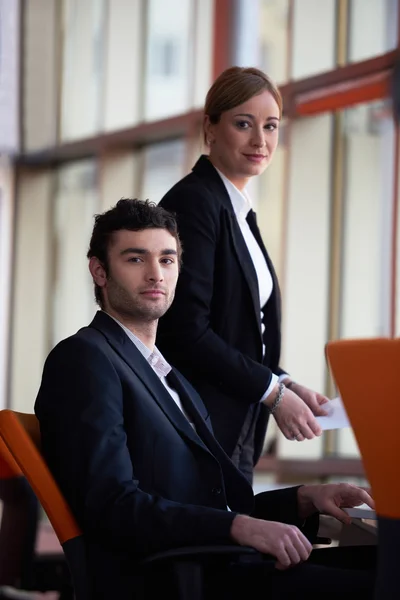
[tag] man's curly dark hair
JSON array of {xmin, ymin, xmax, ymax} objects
[{"xmin": 87, "ymin": 198, "xmax": 182, "ymax": 307}]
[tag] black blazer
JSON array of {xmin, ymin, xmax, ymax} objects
[
  {"xmin": 157, "ymin": 156, "xmax": 285, "ymax": 465},
  {"xmin": 35, "ymin": 312, "xmax": 311, "ymax": 599}
]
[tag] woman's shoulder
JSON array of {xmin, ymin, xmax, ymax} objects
[{"xmin": 160, "ymin": 169, "xmax": 223, "ymax": 215}]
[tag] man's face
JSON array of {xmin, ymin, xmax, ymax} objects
[{"xmin": 90, "ymin": 228, "xmax": 179, "ymax": 323}]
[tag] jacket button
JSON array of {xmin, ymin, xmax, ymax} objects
[{"xmin": 212, "ymin": 487, "xmax": 222, "ymax": 496}]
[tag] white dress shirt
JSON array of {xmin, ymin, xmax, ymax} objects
[
  {"xmin": 215, "ymin": 168, "xmax": 288, "ymax": 400},
  {"xmin": 107, "ymin": 313, "xmax": 194, "ymax": 426}
]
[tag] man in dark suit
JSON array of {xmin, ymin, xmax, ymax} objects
[{"xmin": 35, "ymin": 199, "xmax": 375, "ymax": 599}]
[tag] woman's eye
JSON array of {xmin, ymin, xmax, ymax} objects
[{"xmin": 236, "ymin": 121, "xmax": 250, "ymax": 129}]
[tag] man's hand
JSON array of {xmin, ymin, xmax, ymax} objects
[
  {"xmin": 297, "ymin": 483, "xmax": 375, "ymax": 525},
  {"xmin": 230, "ymin": 514, "xmax": 312, "ymax": 570},
  {"xmin": 287, "ymin": 382, "xmax": 330, "ymax": 417}
]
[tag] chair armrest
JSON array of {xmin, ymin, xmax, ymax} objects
[
  {"xmin": 139, "ymin": 545, "xmax": 262, "ymax": 600},
  {"xmin": 139, "ymin": 544, "xmax": 258, "ymax": 567}
]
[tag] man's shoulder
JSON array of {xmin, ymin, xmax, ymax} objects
[{"xmin": 46, "ymin": 325, "xmax": 109, "ymax": 364}]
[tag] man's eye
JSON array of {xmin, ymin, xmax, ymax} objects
[
  {"xmin": 128, "ymin": 257, "xmax": 142, "ymax": 263},
  {"xmin": 161, "ymin": 258, "xmax": 174, "ymax": 264}
]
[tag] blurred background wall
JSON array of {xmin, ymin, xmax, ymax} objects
[{"xmin": 0, "ymin": 0, "xmax": 399, "ymax": 486}]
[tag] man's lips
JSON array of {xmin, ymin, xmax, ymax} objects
[{"xmin": 140, "ymin": 290, "xmax": 166, "ymax": 296}]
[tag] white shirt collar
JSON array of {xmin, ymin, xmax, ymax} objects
[
  {"xmin": 214, "ymin": 166, "xmax": 252, "ymax": 220},
  {"xmin": 105, "ymin": 312, "xmax": 172, "ymax": 379}
]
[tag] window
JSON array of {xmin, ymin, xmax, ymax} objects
[
  {"xmin": 103, "ymin": 0, "xmax": 142, "ymax": 132},
  {"xmin": 60, "ymin": 0, "xmax": 107, "ymax": 140},
  {"xmin": 0, "ymin": 0, "xmax": 20, "ymax": 152},
  {"xmin": 259, "ymin": 0, "xmax": 290, "ymax": 84},
  {"xmin": 397, "ymin": 156, "xmax": 400, "ymax": 337},
  {"xmin": 348, "ymin": 0, "xmax": 398, "ymax": 63},
  {"xmin": 291, "ymin": 0, "xmax": 336, "ymax": 80},
  {"xmin": 144, "ymin": 0, "xmax": 193, "ymax": 120},
  {"xmin": 279, "ymin": 113, "xmax": 333, "ymax": 460},
  {"xmin": 140, "ymin": 139, "xmax": 186, "ymax": 203},
  {"xmin": 339, "ymin": 101, "xmax": 395, "ymax": 339},
  {"xmin": 0, "ymin": 158, "xmax": 13, "ymax": 409},
  {"xmin": 52, "ymin": 161, "xmax": 99, "ymax": 346},
  {"xmin": 256, "ymin": 119, "xmax": 288, "ymax": 278}
]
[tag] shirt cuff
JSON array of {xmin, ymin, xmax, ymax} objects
[{"xmin": 260, "ymin": 374, "xmax": 279, "ymax": 403}]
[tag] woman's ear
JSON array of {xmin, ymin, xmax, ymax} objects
[{"xmin": 204, "ymin": 115, "xmax": 215, "ymax": 146}]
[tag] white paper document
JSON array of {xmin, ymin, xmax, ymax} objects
[
  {"xmin": 315, "ymin": 396, "xmax": 350, "ymax": 431},
  {"xmin": 343, "ymin": 504, "xmax": 376, "ymax": 520}
]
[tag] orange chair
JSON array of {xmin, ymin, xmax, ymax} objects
[
  {"xmin": 0, "ymin": 410, "xmax": 88, "ymax": 599},
  {"xmin": 0, "ymin": 436, "xmax": 40, "ymax": 591},
  {"xmin": 326, "ymin": 338, "xmax": 400, "ymax": 600}
]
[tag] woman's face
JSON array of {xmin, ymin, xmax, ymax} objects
[{"xmin": 205, "ymin": 90, "xmax": 280, "ymax": 190}]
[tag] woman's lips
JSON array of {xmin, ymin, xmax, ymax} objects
[{"xmin": 243, "ymin": 154, "xmax": 266, "ymax": 163}]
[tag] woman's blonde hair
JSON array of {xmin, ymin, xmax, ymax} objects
[{"xmin": 204, "ymin": 66, "xmax": 282, "ymax": 144}]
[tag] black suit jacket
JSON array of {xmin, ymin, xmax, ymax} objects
[
  {"xmin": 157, "ymin": 155, "xmax": 284, "ymax": 465},
  {"xmin": 35, "ymin": 312, "xmax": 312, "ymax": 599}
]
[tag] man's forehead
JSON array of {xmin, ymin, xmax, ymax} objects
[{"xmin": 110, "ymin": 228, "xmax": 177, "ymax": 250}]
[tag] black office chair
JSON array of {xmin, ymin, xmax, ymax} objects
[{"xmin": 0, "ymin": 409, "xmax": 266, "ymax": 600}]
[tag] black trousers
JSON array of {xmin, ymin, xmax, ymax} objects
[{"xmin": 207, "ymin": 545, "xmax": 376, "ymax": 600}]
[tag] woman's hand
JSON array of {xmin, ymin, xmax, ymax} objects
[
  {"xmin": 264, "ymin": 385, "xmax": 323, "ymax": 441},
  {"xmin": 287, "ymin": 382, "xmax": 330, "ymax": 417}
]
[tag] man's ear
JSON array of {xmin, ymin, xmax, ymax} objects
[{"xmin": 89, "ymin": 256, "xmax": 107, "ymax": 288}]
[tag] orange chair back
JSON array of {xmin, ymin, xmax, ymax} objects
[
  {"xmin": 0, "ymin": 435, "xmax": 22, "ymax": 479},
  {"xmin": 0, "ymin": 409, "xmax": 82, "ymax": 544},
  {"xmin": 326, "ymin": 338, "xmax": 400, "ymax": 520}
]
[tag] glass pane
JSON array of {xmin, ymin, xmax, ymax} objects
[
  {"xmin": 337, "ymin": 100, "xmax": 395, "ymax": 457},
  {"xmin": 339, "ymin": 100, "xmax": 395, "ymax": 339},
  {"xmin": 23, "ymin": 0, "xmax": 58, "ymax": 151},
  {"xmin": 291, "ymin": 0, "xmax": 336, "ymax": 80},
  {"xmin": 60, "ymin": 0, "xmax": 107, "ymax": 141},
  {"xmin": 52, "ymin": 161, "xmax": 99, "ymax": 346},
  {"xmin": 103, "ymin": 0, "xmax": 142, "ymax": 131},
  {"xmin": 259, "ymin": 0, "xmax": 290, "ymax": 85},
  {"xmin": 278, "ymin": 113, "xmax": 334, "ymax": 460},
  {"xmin": 0, "ymin": 158, "xmax": 13, "ymax": 410},
  {"xmin": 140, "ymin": 139, "xmax": 186, "ymax": 204},
  {"xmin": 192, "ymin": 0, "xmax": 214, "ymax": 108},
  {"xmin": 256, "ymin": 119, "xmax": 288, "ymax": 278},
  {"xmin": 0, "ymin": 0, "xmax": 20, "ymax": 153},
  {"xmin": 348, "ymin": 0, "xmax": 397, "ymax": 63},
  {"xmin": 10, "ymin": 170, "xmax": 53, "ymax": 412},
  {"xmin": 144, "ymin": 0, "xmax": 193, "ymax": 121},
  {"xmin": 396, "ymin": 151, "xmax": 400, "ymax": 336}
]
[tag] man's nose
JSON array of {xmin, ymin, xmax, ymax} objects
[{"xmin": 146, "ymin": 262, "xmax": 163, "ymax": 282}]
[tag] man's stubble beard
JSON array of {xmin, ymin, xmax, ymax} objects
[{"xmin": 106, "ymin": 276, "xmax": 174, "ymax": 322}]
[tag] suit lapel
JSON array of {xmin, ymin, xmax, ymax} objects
[
  {"xmin": 226, "ymin": 210, "xmax": 263, "ymax": 335},
  {"xmin": 89, "ymin": 312, "xmax": 211, "ymax": 453},
  {"xmin": 247, "ymin": 210, "xmax": 282, "ymax": 326},
  {"xmin": 192, "ymin": 157, "xmax": 264, "ymax": 337}
]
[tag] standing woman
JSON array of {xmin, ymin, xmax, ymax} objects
[{"xmin": 157, "ymin": 67, "xmax": 328, "ymax": 482}]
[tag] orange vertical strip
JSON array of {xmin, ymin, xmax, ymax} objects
[{"xmin": 212, "ymin": 0, "xmax": 231, "ymax": 79}]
